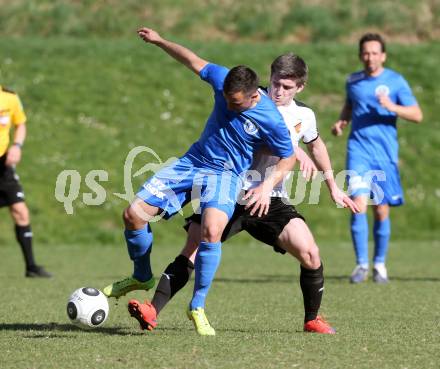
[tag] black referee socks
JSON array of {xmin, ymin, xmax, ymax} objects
[{"xmin": 15, "ymin": 224, "xmax": 36, "ymax": 269}]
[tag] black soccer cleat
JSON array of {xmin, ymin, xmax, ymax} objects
[{"xmin": 25, "ymin": 265, "xmax": 53, "ymax": 278}]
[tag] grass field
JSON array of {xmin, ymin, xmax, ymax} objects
[
  {"xmin": 1, "ymin": 0, "xmax": 439, "ymax": 42},
  {"xmin": 0, "ymin": 238, "xmax": 439, "ymax": 369},
  {"xmin": 0, "ymin": 37, "xmax": 439, "ymax": 246},
  {"xmin": 0, "ymin": 30, "xmax": 439, "ymax": 369}
]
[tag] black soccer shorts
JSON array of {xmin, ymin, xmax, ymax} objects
[
  {"xmin": 0, "ymin": 155, "xmax": 25, "ymax": 208},
  {"xmin": 184, "ymin": 197, "xmax": 305, "ymax": 254}
]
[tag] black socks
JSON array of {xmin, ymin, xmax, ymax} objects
[
  {"xmin": 152, "ymin": 254, "xmax": 194, "ymax": 314},
  {"xmin": 151, "ymin": 254, "xmax": 324, "ymax": 322},
  {"xmin": 300, "ymin": 263, "xmax": 324, "ymax": 323},
  {"xmin": 15, "ymin": 224, "xmax": 36, "ymax": 269}
]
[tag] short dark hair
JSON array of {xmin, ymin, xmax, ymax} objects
[
  {"xmin": 270, "ymin": 53, "xmax": 308, "ymax": 86},
  {"xmin": 359, "ymin": 33, "xmax": 386, "ymax": 53},
  {"xmin": 223, "ymin": 65, "xmax": 259, "ymax": 96}
]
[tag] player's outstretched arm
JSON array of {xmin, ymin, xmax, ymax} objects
[
  {"xmin": 307, "ymin": 136, "xmax": 360, "ymax": 213},
  {"xmin": 137, "ymin": 27, "xmax": 208, "ymax": 75}
]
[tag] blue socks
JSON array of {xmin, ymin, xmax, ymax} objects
[
  {"xmin": 351, "ymin": 213, "xmax": 369, "ymax": 266},
  {"xmin": 351, "ymin": 214, "xmax": 391, "ymax": 266},
  {"xmin": 190, "ymin": 241, "xmax": 222, "ymax": 310},
  {"xmin": 373, "ymin": 218, "xmax": 390, "ymax": 264},
  {"xmin": 125, "ymin": 225, "xmax": 153, "ymax": 282}
]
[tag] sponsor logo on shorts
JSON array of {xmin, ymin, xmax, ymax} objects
[
  {"xmin": 143, "ymin": 178, "xmax": 168, "ymax": 200},
  {"xmin": 16, "ymin": 192, "xmax": 24, "ymax": 198},
  {"xmin": 150, "ymin": 177, "xmax": 166, "ymax": 190},
  {"xmin": 144, "ymin": 183, "xmax": 166, "ymax": 200}
]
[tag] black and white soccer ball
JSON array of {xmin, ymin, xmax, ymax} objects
[{"xmin": 67, "ymin": 287, "xmax": 109, "ymax": 329}]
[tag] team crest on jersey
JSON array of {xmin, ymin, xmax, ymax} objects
[
  {"xmin": 243, "ymin": 119, "xmax": 258, "ymax": 135},
  {"xmin": 375, "ymin": 85, "xmax": 390, "ymax": 97},
  {"xmin": 294, "ymin": 120, "xmax": 302, "ymax": 133}
]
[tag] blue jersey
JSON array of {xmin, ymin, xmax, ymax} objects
[
  {"xmin": 346, "ymin": 68, "xmax": 417, "ymax": 163},
  {"xmin": 184, "ymin": 63, "xmax": 294, "ymax": 176}
]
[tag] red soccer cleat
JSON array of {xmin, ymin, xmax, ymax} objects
[
  {"xmin": 303, "ymin": 316, "xmax": 336, "ymax": 334},
  {"xmin": 127, "ymin": 299, "xmax": 158, "ymax": 331}
]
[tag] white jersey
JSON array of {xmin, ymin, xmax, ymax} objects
[{"xmin": 242, "ymin": 98, "xmax": 319, "ymax": 197}]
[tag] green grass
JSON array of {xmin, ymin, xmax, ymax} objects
[
  {"xmin": 0, "ymin": 36, "xmax": 438, "ymax": 368},
  {"xmin": 0, "ymin": 238, "xmax": 439, "ymax": 369},
  {"xmin": 0, "ymin": 37, "xmax": 439, "ymax": 245},
  {"xmin": 1, "ymin": 0, "xmax": 439, "ymax": 42}
]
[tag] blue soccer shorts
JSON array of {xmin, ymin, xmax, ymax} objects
[
  {"xmin": 346, "ymin": 155, "xmax": 404, "ymax": 206},
  {"xmin": 136, "ymin": 156, "xmax": 242, "ymax": 219}
]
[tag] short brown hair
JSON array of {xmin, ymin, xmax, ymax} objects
[
  {"xmin": 223, "ymin": 65, "xmax": 259, "ymax": 96},
  {"xmin": 270, "ymin": 53, "xmax": 308, "ymax": 86},
  {"xmin": 359, "ymin": 33, "xmax": 386, "ymax": 53}
]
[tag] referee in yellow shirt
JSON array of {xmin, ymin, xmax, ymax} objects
[{"xmin": 0, "ymin": 85, "xmax": 51, "ymax": 277}]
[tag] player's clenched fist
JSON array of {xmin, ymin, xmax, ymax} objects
[{"xmin": 137, "ymin": 27, "xmax": 162, "ymax": 44}]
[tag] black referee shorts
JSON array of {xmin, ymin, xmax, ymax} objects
[
  {"xmin": 184, "ymin": 197, "xmax": 305, "ymax": 254},
  {"xmin": 0, "ymin": 155, "xmax": 25, "ymax": 208}
]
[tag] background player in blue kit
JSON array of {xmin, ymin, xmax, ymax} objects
[
  {"xmin": 103, "ymin": 28, "xmax": 296, "ymax": 331},
  {"xmin": 331, "ymin": 33, "xmax": 423, "ymax": 283}
]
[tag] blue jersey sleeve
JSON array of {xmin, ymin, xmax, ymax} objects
[
  {"xmin": 260, "ymin": 116, "xmax": 294, "ymax": 159},
  {"xmin": 199, "ymin": 63, "xmax": 229, "ymax": 91},
  {"xmin": 396, "ymin": 75, "xmax": 417, "ymax": 107}
]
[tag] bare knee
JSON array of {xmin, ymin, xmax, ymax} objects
[
  {"xmin": 10, "ymin": 202, "xmax": 30, "ymax": 226},
  {"xmin": 353, "ymin": 196, "xmax": 368, "ymax": 214},
  {"xmin": 201, "ymin": 223, "xmax": 223, "ymax": 243},
  {"xmin": 123, "ymin": 206, "xmax": 146, "ymax": 229},
  {"xmin": 278, "ymin": 218, "xmax": 321, "ymax": 269},
  {"xmin": 298, "ymin": 243, "xmax": 321, "ymax": 270},
  {"xmin": 373, "ymin": 205, "xmax": 389, "ymax": 221}
]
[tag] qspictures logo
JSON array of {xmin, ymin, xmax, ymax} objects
[{"xmin": 54, "ymin": 146, "xmax": 387, "ymax": 218}]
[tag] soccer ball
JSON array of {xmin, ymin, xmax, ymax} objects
[{"xmin": 67, "ymin": 287, "xmax": 109, "ymax": 329}]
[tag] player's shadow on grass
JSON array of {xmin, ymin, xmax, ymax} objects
[
  {"xmin": 377, "ymin": 275, "xmax": 440, "ymax": 282},
  {"xmin": 215, "ymin": 276, "xmax": 294, "ymax": 284},
  {"xmin": 215, "ymin": 275, "xmax": 347, "ymax": 284},
  {"xmin": 0, "ymin": 323, "xmax": 135, "ymax": 336},
  {"xmin": 215, "ymin": 274, "xmax": 440, "ymax": 284},
  {"xmin": 155, "ymin": 325, "xmax": 296, "ymax": 335},
  {"xmin": 325, "ymin": 275, "xmax": 440, "ymax": 282},
  {"xmin": 0, "ymin": 323, "xmax": 324, "ymax": 336},
  {"xmin": 216, "ymin": 275, "xmax": 353, "ymax": 283}
]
